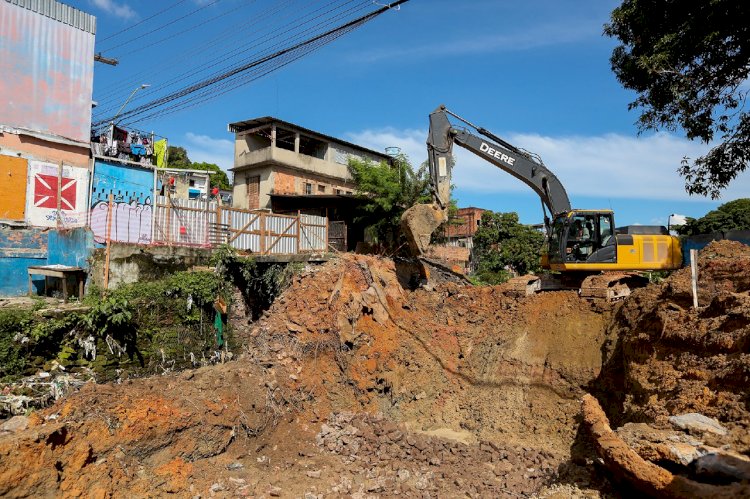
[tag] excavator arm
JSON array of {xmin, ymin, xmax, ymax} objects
[{"xmin": 402, "ymin": 105, "xmax": 572, "ymax": 255}]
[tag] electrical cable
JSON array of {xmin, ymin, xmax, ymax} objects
[
  {"xmin": 93, "ymin": 0, "xmax": 409, "ymax": 127},
  {"xmin": 98, "ymin": 0, "xmax": 221, "ymax": 53},
  {"xmin": 92, "ymin": 0, "xmax": 359, "ymax": 112},
  {"xmin": 93, "ymin": 0, "xmax": 370, "ymax": 118},
  {"xmin": 93, "ymin": 0, "xmax": 298, "ymax": 102},
  {"xmin": 95, "ymin": 0, "xmax": 191, "ymax": 45}
]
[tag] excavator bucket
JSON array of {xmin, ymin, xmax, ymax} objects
[{"xmin": 400, "ymin": 203, "xmax": 448, "ymax": 256}]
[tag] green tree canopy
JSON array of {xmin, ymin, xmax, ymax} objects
[
  {"xmin": 605, "ymin": 0, "xmax": 750, "ymax": 198},
  {"xmin": 678, "ymin": 198, "xmax": 750, "ymax": 236},
  {"xmin": 166, "ymin": 146, "xmax": 231, "ymax": 190},
  {"xmin": 472, "ymin": 211, "xmax": 544, "ymax": 285},
  {"xmin": 348, "ymin": 154, "xmax": 432, "ymax": 247}
]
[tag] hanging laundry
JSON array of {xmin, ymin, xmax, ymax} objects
[
  {"xmin": 130, "ymin": 144, "xmax": 147, "ymax": 156},
  {"xmin": 154, "ymin": 139, "xmax": 168, "ymax": 167},
  {"xmin": 113, "ymin": 126, "xmax": 128, "ymax": 142}
]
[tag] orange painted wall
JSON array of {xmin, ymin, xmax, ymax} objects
[
  {"xmin": 0, "ymin": 155, "xmax": 28, "ymax": 220},
  {"xmin": 0, "ymin": 133, "xmax": 90, "ymax": 169}
]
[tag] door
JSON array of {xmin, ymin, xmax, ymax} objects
[
  {"xmin": 0, "ymin": 155, "xmax": 27, "ymax": 220},
  {"xmin": 246, "ymin": 175, "xmax": 260, "ymax": 209}
]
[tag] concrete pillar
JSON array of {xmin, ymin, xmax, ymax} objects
[
  {"xmin": 294, "ymin": 132, "xmax": 300, "ymax": 153},
  {"xmin": 271, "ymin": 124, "xmax": 276, "ymax": 148}
]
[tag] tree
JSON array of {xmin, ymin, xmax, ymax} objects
[
  {"xmin": 166, "ymin": 146, "xmax": 231, "ymax": 190},
  {"xmin": 348, "ymin": 154, "xmax": 432, "ymax": 247},
  {"xmin": 605, "ymin": 1, "xmax": 750, "ymax": 198},
  {"xmin": 191, "ymin": 162, "xmax": 231, "ymax": 191},
  {"xmin": 472, "ymin": 211, "xmax": 544, "ymax": 285},
  {"xmin": 678, "ymin": 198, "xmax": 750, "ymax": 236},
  {"xmin": 167, "ymin": 146, "xmax": 191, "ymax": 169}
]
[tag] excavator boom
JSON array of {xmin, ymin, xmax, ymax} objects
[{"xmin": 402, "ymin": 105, "xmax": 571, "ymax": 255}]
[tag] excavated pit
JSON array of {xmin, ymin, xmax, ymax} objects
[{"xmin": 0, "ymin": 241, "xmax": 748, "ymax": 497}]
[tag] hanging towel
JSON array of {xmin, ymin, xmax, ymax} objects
[
  {"xmin": 154, "ymin": 139, "xmax": 168, "ymax": 167},
  {"xmin": 131, "ymin": 144, "xmax": 147, "ymax": 156}
]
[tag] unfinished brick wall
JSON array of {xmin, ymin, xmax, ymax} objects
[
  {"xmin": 447, "ymin": 208, "xmax": 487, "ymax": 238},
  {"xmin": 273, "ymin": 169, "xmax": 354, "ymax": 196}
]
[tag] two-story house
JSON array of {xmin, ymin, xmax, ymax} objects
[{"xmin": 228, "ymin": 117, "xmax": 390, "ymax": 210}]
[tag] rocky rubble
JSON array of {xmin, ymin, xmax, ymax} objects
[{"xmin": 316, "ymin": 412, "xmax": 562, "ymax": 497}]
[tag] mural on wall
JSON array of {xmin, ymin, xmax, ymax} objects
[
  {"xmin": 90, "ymin": 160, "xmax": 154, "ymax": 245},
  {"xmin": 0, "ymin": 2, "xmax": 95, "ymax": 143},
  {"xmin": 25, "ymin": 160, "xmax": 89, "ymax": 227}
]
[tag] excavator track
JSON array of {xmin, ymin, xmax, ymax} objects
[
  {"xmin": 506, "ymin": 275, "xmax": 542, "ymax": 297},
  {"xmin": 579, "ymin": 272, "xmax": 649, "ymax": 302},
  {"xmin": 505, "ymin": 272, "xmax": 649, "ymax": 303}
]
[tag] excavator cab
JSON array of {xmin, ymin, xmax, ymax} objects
[{"xmin": 545, "ymin": 210, "xmax": 617, "ymax": 267}]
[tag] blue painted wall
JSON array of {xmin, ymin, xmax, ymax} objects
[
  {"xmin": 0, "ymin": 227, "xmax": 95, "ymax": 297},
  {"xmin": 90, "ymin": 159, "xmax": 154, "ymax": 246}
]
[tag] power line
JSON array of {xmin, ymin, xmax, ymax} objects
[
  {"xmin": 94, "ymin": 0, "xmax": 410, "ymax": 128},
  {"xmin": 92, "ymin": 0, "xmax": 339, "ymax": 106},
  {"xmin": 98, "ymin": 0, "xmax": 222, "ymax": 53},
  {"xmin": 93, "ymin": 0, "xmax": 369, "ymax": 117},
  {"xmin": 96, "ymin": 0, "xmax": 192, "ymax": 45},
  {"xmin": 93, "ymin": 0, "xmax": 298, "ymax": 102}
]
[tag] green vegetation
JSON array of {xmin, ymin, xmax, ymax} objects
[
  {"xmin": 348, "ymin": 154, "xmax": 432, "ymax": 247},
  {"xmin": 166, "ymin": 145, "xmax": 231, "ymax": 191},
  {"xmin": 678, "ymin": 198, "xmax": 750, "ymax": 236},
  {"xmin": 471, "ymin": 211, "xmax": 545, "ymax": 285},
  {"xmin": 0, "ymin": 248, "xmax": 305, "ymax": 383},
  {"xmin": 606, "ymin": 1, "xmax": 750, "ymax": 198}
]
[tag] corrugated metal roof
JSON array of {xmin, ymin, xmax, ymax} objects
[
  {"xmin": 4, "ymin": 0, "xmax": 96, "ymax": 34},
  {"xmin": 228, "ymin": 116, "xmax": 390, "ymax": 162}
]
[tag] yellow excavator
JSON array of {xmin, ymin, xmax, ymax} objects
[{"xmin": 401, "ymin": 105, "xmax": 683, "ymax": 301}]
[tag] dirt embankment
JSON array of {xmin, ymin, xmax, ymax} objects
[
  {"xmin": 1, "ymin": 242, "xmax": 748, "ymax": 497},
  {"xmin": 586, "ymin": 240, "xmax": 750, "ymax": 495},
  {"xmin": 598, "ymin": 241, "xmax": 750, "ymax": 448},
  {"xmin": 0, "ymin": 253, "xmax": 616, "ymax": 497}
]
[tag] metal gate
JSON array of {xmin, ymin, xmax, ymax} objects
[{"xmin": 328, "ymin": 221, "xmax": 347, "ymax": 251}]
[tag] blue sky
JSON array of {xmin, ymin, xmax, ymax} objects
[{"xmin": 76, "ymin": 0, "xmax": 748, "ymax": 226}]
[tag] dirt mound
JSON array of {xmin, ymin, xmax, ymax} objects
[
  {"xmin": 253, "ymin": 253, "xmax": 612, "ymax": 453},
  {"xmin": 600, "ymin": 240, "xmax": 750, "ymax": 446},
  {"xmin": 0, "ymin": 252, "xmax": 637, "ymax": 497}
]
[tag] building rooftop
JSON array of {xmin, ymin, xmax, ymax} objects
[{"xmin": 228, "ymin": 116, "xmax": 390, "ymax": 163}]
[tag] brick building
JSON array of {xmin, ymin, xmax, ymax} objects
[
  {"xmin": 445, "ymin": 207, "xmax": 487, "ymax": 249},
  {"xmin": 228, "ymin": 117, "xmax": 390, "ymax": 210}
]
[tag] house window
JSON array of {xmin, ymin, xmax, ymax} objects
[
  {"xmin": 335, "ymin": 188, "xmax": 342, "ymax": 195},
  {"xmin": 318, "ymin": 184, "xmax": 326, "ymax": 193},
  {"xmin": 304, "ymin": 182, "xmax": 312, "ymax": 195},
  {"xmin": 189, "ymin": 179, "xmax": 195, "ymax": 187}
]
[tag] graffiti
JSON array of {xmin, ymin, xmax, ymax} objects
[
  {"xmin": 26, "ymin": 161, "xmax": 89, "ymax": 228},
  {"xmin": 90, "ymin": 198, "xmax": 152, "ymax": 245}
]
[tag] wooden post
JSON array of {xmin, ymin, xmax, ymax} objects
[
  {"xmin": 260, "ymin": 213, "xmax": 266, "ymax": 254},
  {"xmin": 296, "ymin": 210, "xmax": 301, "ymax": 253},
  {"xmin": 216, "ymin": 199, "xmax": 222, "ymax": 245},
  {"xmin": 104, "ymin": 193, "xmax": 114, "ymax": 292},
  {"xmin": 690, "ymin": 249, "xmax": 699, "ymax": 309},
  {"xmin": 325, "ymin": 208, "xmax": 329, "ymax": 252},
  {"xmin": 165, "ymin": 186, "xmax": 172, "ymax": 246},
  {"xmin": 56, "ymin": 160, "xmax": 63, "ymax": 228}
]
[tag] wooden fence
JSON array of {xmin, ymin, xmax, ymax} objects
[{"xmin": 151, "ymin": 196, "xmax": 328, "ymax": 254}]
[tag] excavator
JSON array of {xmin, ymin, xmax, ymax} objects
[{"xmin": 401, "ymin": 105, "xmax": 684, "ymax": 301}]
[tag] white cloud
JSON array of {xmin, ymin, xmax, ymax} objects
[
  {"xmin": 346, "ymin": 128, "xmax": 750, "ymax": 202},
  {"xmin": 90, "ymin": 0, "xmax": 136, "ymax": 20},
  {"xmin": 352, "ymin": 22, "xmax": 599, "ymax": 63},
  {"xmin": 184, "ymin": 132, "xmax": 234, "ymax": 174}
]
